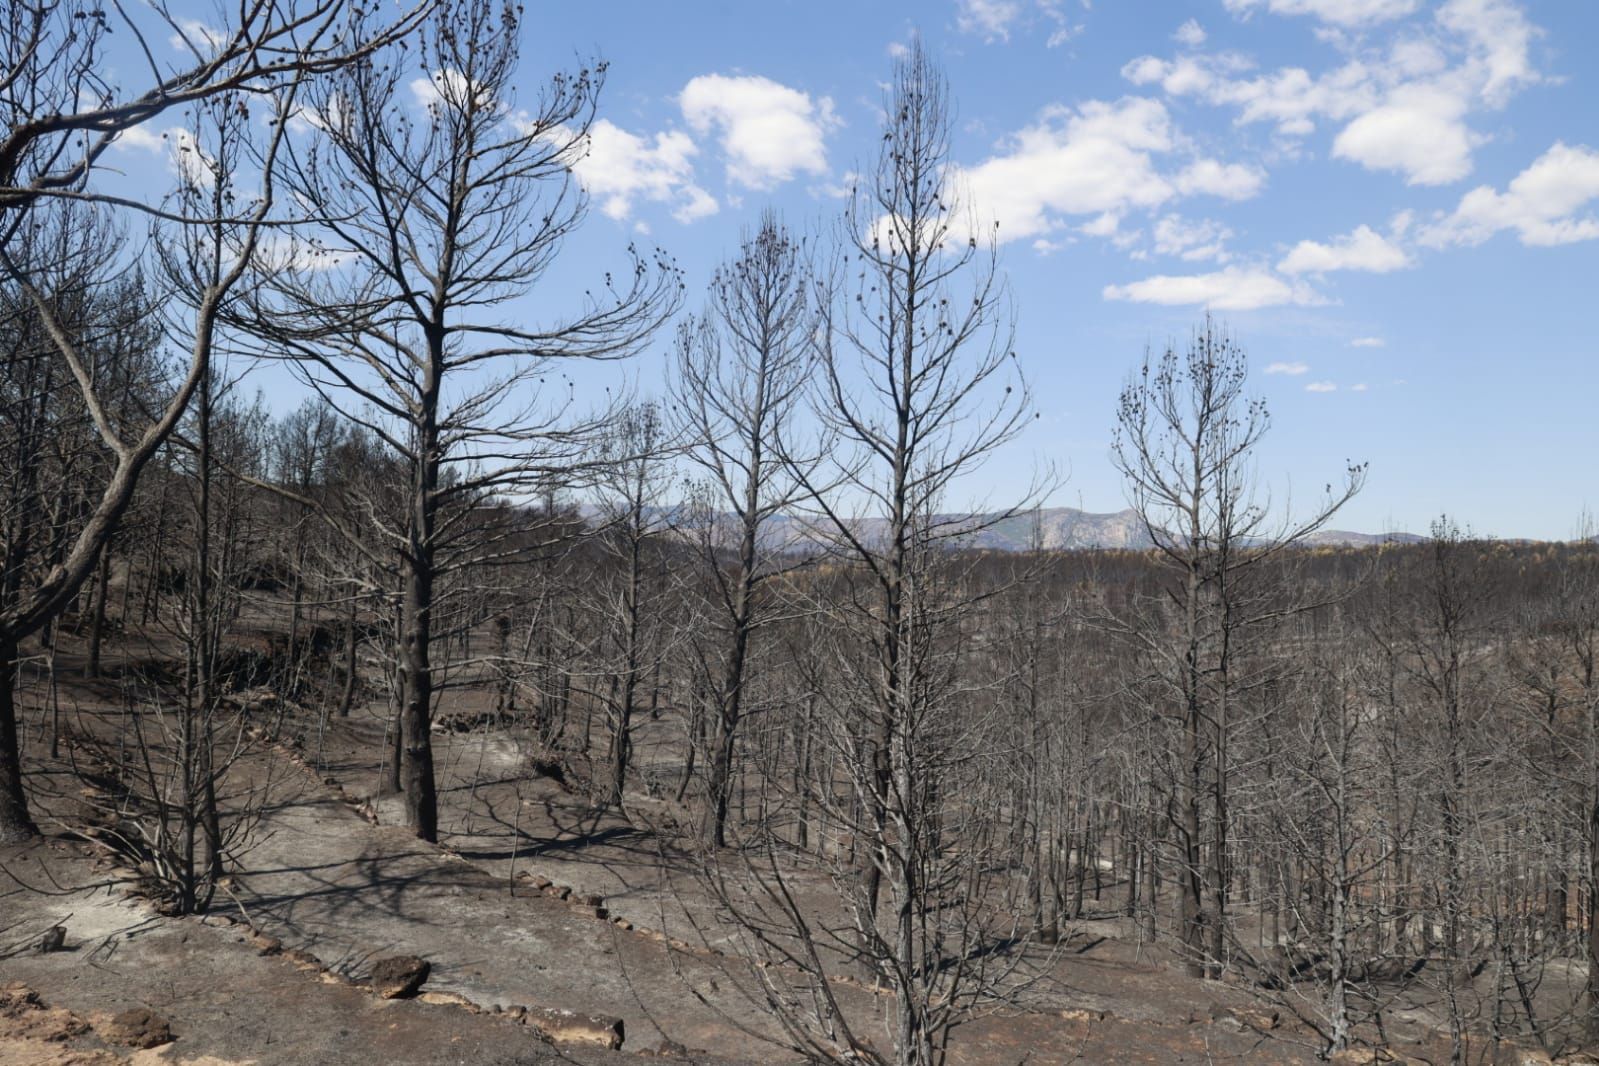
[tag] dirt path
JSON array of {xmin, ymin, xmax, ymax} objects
[
  {"xmin": 0, "ymin": 838, "xmax": 647, "ymax": 1066},
  {"xmin": 219, "ymin": 741, "xmax": 780, "ymax": 1060}
]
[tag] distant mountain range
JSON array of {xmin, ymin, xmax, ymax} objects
[
  {"xmin": 579, "ymin": 503, "xmax": 1423, "ymax": 553},
  {"xmin": 1298, "ymin": 528, "xmax": 1427, "ymax": 549}
]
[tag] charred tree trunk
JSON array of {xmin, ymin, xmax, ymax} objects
[
  {"xmin": 399, "ymin": 392, "xmax": 440, "ymax": 841},
  {"xmin": 85, "ymin": 542, "xmax": 110, "ymax": 677},
  {"xmin": 0, "ymin": 641, "xmax": 36, "ymax": 843}
]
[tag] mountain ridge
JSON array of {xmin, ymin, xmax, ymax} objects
[{"xmin": 577, "ymin": 503, "xmax": 1425, "ymax": 552}]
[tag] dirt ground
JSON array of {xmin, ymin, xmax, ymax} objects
[
  {"xmin": 1, "ymin": 839, "xmax": 661, "ymax": 1065},
  {"xmin": 0, "ymin": 627, "xmax": 1573, "ymax": 1065}
]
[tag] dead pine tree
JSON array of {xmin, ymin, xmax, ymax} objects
[
  {"xmin": 248, "ymin": 0, "xmax": 679, "ymax": 840},
  {"xmin": 1109, "ymin": 318, "xmax": 1364, "ymax": 979},
  {"xmin": 669, "ymin": 211, "xmax": 818, "ymax": 847},
  {"xmin": 590, "ymin": 402, "xmax": 676, "ymax": 809},
  {"xmin": 697, "ymin": 41, "xmax": 1043, "ymax": 1066},
  {"xmin": 57, "ymin": 89, "xmax": 294, "ymax": 913},
  {"xmin": 77, "ymin": 86, "xmax": 289, "ymax": 912},
  {"xmin": 1397, "ymin": 518, "xmax": 1499, "ymax": 1064}
]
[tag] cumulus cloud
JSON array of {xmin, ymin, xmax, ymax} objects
[
  {"xmin": 1420, "ymin": 142, "xmax": 1599, "ymax": 248},
  {"xmin": 957, "ymin": 98, "xmax": 1175, "ymax": 244},
  {"xmin": 955, "ymin": 0, "xmax": 1079, "ymax": 44},
  {"xmin": 1331, "ymin": 82, "xmax": 1476, "ymax": 185},
  {"xmin": 1223, "ymin": 0, "xmax": 1421, "ymax": 26},
  {"xmin": 169, "ymin": 128, "xmax": 218, "ymax": 189},
  {"xmin": 1175, "ymin": 158, "xmax": 1267, "ymax": 199},
  {"xmin": 1153, "ymin": 215, "xmax": 1232, "ymax": 261},
  {"xmin": 571, "ymin": 119, "xmax": 717, "ymax": 224},
  {"xmin": 1305, "ymin": 380, "xmax": 1339, "ymax": 392},
  {"xmin": 1121, "ymin": 52, "xmax": 1375, "ymax": 137},
  {"xmin": 1278, "ymin": 223, "xmax": 1413, "ymax": 273},
  {"xmin": 956, "ymin": 98, "xmax": 1264, "ymax": 246},
  {"xmin": 1265, "ymin": 360, "xmax": 1311, "ymax": 374},
  {"xmin": 956, "ymin": 0, "xmax": 1023, "ymax": 41},
  {"xmin": 1124, "ymin": 0, "xmax": 1545, "ymax": 186},
  {"xmin": 251, "ymin": 233, "xmax": 353, "ymax": 273},
  {"xmin": 567, "ymin": 72, "xmax": 842, "ymax": 214},
  {"xmin": 112, "ymin": 123, "xmax": 214, "ymax": 188},
  {"xmin": 168, "ymin": 18, "xmax": 226, "ymax": 53},
  {"xmin": 1438, "ymin": 0, "xmax": 1542, "ymax": 106},
  {"xmin": 680, "ymin": 75, "xmax": 837, "ymax": 189},
  {"xmin": 1350, "ymin": 336, "xmax": 1387, "ymax": 347},
  {"xmin": 1174, "ymin": 19, "xmax": 1208, "ymax": 47},
  {"xmin": 409, "ymin": 68, "xmax": 492, "ymax": 113},
  {"xmin": 1102, "ymin": 265, "xmax": 1321, "ymax": 311},
  {"xmin": 113, "ymin": 124, "xmax": 168, "ymax": 153}
]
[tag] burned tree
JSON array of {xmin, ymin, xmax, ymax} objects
[
  {"xmin": 252, "ymin": 0, "xmax": 678, "ymax": 840},
  {"xmin": 670, "ymin": 211, "xmax": 817, "ymax": 846},
  {"xmin": 589, "ymin": 402, "xmax": 675, "ymax": 809},
  {"xmin": 1109, "ymin": 318, "xmax": 1363, "ymax": 978},
  {"xmin": 697, "ymin": 42, "xmax": 1040, "ymax": 1066}
]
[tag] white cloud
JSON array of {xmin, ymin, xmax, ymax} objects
[
  {"xmin": 1305, "ymin": 380, "xmax": 1339, "ymax": 392},
  {"xmin": 957, "ymin": 98, "xmax": 1265, "ymax": 246},
  {"xmin": 571, "ymin": 119, "xmax": 717, "ymax": 225},
  {"xmin": 680, "ymin": 75, "xmax": 837, "ymax": 190},
  {"xmin": 1224, "ymin": 0, "xmax": 1421, "ymax": 26},
  {"xmin": 1438, "ymin": 0, "xmax": 1541, "ymax": 107},
  {"xmin": 1153, "ymin": 215, "xmax": 1232, "ymax": 261},
  {"xmin": 1121, "ymin": 52, "xmax": 1376, "ymax": 137},
  {"xmin": 813, "ymin": 169, "xmax": 860, "ymax": 201},
  {"xmin": 955, "ymin": 0, "xmax": 1084, "ymax": 46},
  {"xmin": 957, "ymin": 0, "xmax": 1023, "ymax": 41},
  {"xmin": 1174, "ymin": 19, "xmax": 1208, "ymax": 47},
  {"xmin": 251, "ymin": 233, "xmax": 353, "ymax": 273},
  {"xmin": 1045, "ymin": 20, "xmax": 1080, "ymax": 48},
  {"xmin": 409, "ymin": 68, "xmax": 492, "ymax": 113},
  {"xmin": 113, "ymin": 124, "xmax": 168, "ymax": 153},
  {"xmin": 958, "ymin": 98, "xmax": 1176, "ymax": 244},
  {"xmin": 1123, "ymin": 56, "xmax": 1192, "ymax": 95},
  {"xmin": 1420, "ymin": 142, "xmax": 1599, "ymax": 248},
  {"xmin": 1351, "ymin": 382, "xmax": 1370, "ymax": 391},
  {"xmin": 287, "ymin": 91, "xmax": 351, "ymax": 137},
  {"xmin": 168, "ymin": 19, "xmax": 226, "ymax": 53},
  {"xmin": 112, "ymin": 123, "xmax": 214, "ymax": 188},
  {"xmin": 1265, "ymin": 361, "xmax": 1311, "ymax": 375},
  {"xmin": 1350, "ymin": 336, "xmax": 1387, "ymax": 347},
  {"xmin": 1279, "ymin": 223, "xmax": 1413, "ymax": 273},
  {"xmin": 169, "ymin": 128, "xmax": 214, "ymax": 190},
  {"xmin": 1080, "ymin": 212, "xmax": 1124, "ymax": 238},
  {"xmin": 1103, "ymin": 265, "xmax": 1321, "ymax": 311},
  {"xmin": 1331, "ymin": 82, "xmax": 1476, "ymax": 185},
  {"xmin": 1125, "ymin": 0, "xmax": 1544, "ymax": 186},
  {"xmin": 1175, "ymin": 158, "xmax": 1267, "ymax": 200}
]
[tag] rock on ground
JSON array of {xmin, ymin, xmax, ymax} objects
[
  {"xmin": 368, "ymin": 955, "xmax": 431, "ymax": 999},
  {"xmin": 95, "ymin": 1008, "xmax": 172, "ymax": 1049}
]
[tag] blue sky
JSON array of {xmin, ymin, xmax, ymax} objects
[{"xmin": 107, "ymin": 0, "xmax": 1599, "ymax": 539}]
